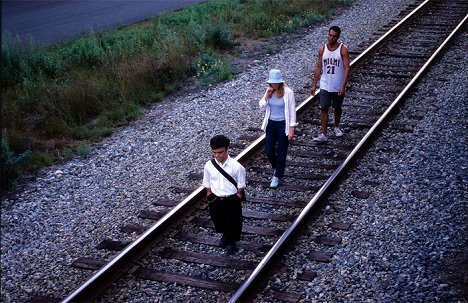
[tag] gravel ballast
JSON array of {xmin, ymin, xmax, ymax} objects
[
  {"xmin": 258, "ymin": 22, "xmax": 467, "ymax": 302},
  {"xmin": 1, "ymin": 0, "xmax": 466, "ymax": 302}
]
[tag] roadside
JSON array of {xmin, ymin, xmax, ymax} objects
[
  {"xmin": 2, "ymin": 1, "xmax": 344, "ymax": 191},
  {"xmin": 1, "ymin": 0, "xmax": 207, "ymax": 46}
]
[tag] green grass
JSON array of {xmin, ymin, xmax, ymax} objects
[{"xmin": 1, "ymin": 0, "xmax": 354, "ymax": 190}]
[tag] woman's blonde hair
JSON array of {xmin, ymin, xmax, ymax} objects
[{"xmin": 271, "ymin": 83, "xmax": 285, "ymax": 98}]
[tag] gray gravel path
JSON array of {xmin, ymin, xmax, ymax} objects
[
  {"xmin": 2, "ymin": 0, "xmax": 466, "ymax": 302},
  {"xmin": 259, "ymin": 25, "xmax": 467, "ymax": 303}
]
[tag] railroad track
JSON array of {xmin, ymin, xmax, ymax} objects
[{"xmin": 32, "ymin": 0, "xmax": 465, "ymax": 302}]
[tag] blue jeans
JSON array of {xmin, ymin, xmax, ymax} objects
[{"xmin": 265, "ymin": 119, "xmax": 288, "ymax": 178}]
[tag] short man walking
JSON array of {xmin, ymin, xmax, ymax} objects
[
  {"xmin": 203, "ymin": 135, "xmax": 246, "ymax": 254},
  {"xmin": 311, "ymin": 26, "xmax": 350, "ymax": 142}
]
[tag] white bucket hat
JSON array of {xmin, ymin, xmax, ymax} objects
[{"xmin": 266, "ymin": 69, "xmax": 285, "ymax": 84}]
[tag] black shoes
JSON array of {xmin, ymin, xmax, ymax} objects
[
  {"xmin": 226, "ymin": 242, "xmax": 237, "ymax": 255},
  {"xmin": 219, "ymin": 235, "xmax": 237, "ymax": 254},
  {"xmin": 218, "ymin": 236, "xmax": 228, "ymax": 248}
]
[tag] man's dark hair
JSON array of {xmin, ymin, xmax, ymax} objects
[
  {"xmin": 210, "ymin": 135, "xmax": 230, "ymax": 149},
  {"xmin": 329, "ymin": 26, "xmax": 341, "ymax": 36}
]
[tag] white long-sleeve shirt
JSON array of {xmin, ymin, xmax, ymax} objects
[
  {"xmin": 203, "ymin": 156, "xmax": 246, "ymax": 197},
  {"xmin": 259, "ymin": 86, "xmax": 297, "ymax": 135}
]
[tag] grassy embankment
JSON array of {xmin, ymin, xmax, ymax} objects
[{"xmin": 1, "ymin": 0, "xmax": 352, "ymax": 190}]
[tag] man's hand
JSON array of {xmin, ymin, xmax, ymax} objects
[
  {"xmin": 310, "ymin": 85, "xmax": 317, "ymax": 95},
  {"xmin": 338, "ymin": 85, "xmax": 345, "ymax": 96}
]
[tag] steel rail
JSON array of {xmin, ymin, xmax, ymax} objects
[
  {"xmin": 61, "ymin": 187, "xmax": 204, "ymax": 302},
  {"xmin": 61, "ymin": 0, "xmax": 463, "ymax": 300},
  {"xmin": 227, "ymin": 7, "xmax": 467, "ymax": 303},
  {"xmin": 349, "ymin": 0, "xmax": 429, "ymax": 68},
  {"xmin": 61, "ymin": 69, "xmax": 274, "ymax": 303},
  {"xmin": 296, "ymin": 0, "xmax": 429, "ymax": 118}
]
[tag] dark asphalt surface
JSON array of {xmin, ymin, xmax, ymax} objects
[{"xmin": 2, "ymin": 0, "xmax": 206, "ymax": 46}]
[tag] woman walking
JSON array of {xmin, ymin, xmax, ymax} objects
[{"xmin": 259, "ymin": 69, "xmax": 296, "ymax": 188}]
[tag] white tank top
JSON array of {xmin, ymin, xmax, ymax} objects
[{"xmin": 320, "ymin": 43, "xmax": 344, "ymax": 92}]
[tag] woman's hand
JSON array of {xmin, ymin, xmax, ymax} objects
[
  {"xmin": 288, "ymin": 127, "xmax": 295, "ymax": 141},
  {"xmin": 266, "ymin": 86, "xmax": 275, "ymax": 99}
]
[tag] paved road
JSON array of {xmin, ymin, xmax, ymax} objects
[{"xmin": 2, "ymin": 0, "xmax": 206, "ymax": 46}]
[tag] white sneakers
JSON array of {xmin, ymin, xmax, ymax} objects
[
  {"xmin": 334, "ymin": 127, "xmax": 343, "ymax": 137},
  {"xmin": 270, "ymin": 176, "xmax": 280, "ymax": 188},
  {"xmin": 313, "ymin": 133, "xmax": 328, "ymax": 142},
  {"xmin": 313, "ymin": 128, "xmax": 343, "ymax": 142}
]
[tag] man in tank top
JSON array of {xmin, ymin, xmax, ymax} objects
[{"xmin": 311, "ymin": 26, "xmax": 350, "ymax": 142}]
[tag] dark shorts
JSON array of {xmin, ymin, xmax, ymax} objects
[{"xmin": 319, "ymin": 89, "xmax": 344, "ymax": 109}]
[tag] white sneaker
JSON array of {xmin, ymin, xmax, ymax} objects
[
  {"xmin": 313, "ymin": 133, "xmax": 328, "ymax": 142},
  {"xmin": 270, "ymin": 176, "xmax": 280, "ymax": 188},
  {"xmin": 334, "ymin": 127, "xmax": 343, "ymax": 137}
]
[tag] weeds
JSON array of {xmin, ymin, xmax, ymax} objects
[
  {"xmin": 1, "ymin": 0, "xmax": 354, "ymax": 189},
  {"xmin": 196, "ymin": 53, "xmax": 232, "ymax": 84},
  {"xmin": 204, "ymin": 22, "xmax": 238, "ymax": 51},
  {"xmin": 76, "ymin": 141, "xmax": 91, "ymax": 157},
  {"xmin": 1, "ymin": 130, "xmax": 31, "ymax": 190}
]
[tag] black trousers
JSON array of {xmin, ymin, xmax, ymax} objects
[{"xmin": 208, "ymin": 194, "xmax": 243, "ymax": 243}]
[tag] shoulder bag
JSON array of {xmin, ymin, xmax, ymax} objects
[{"xmin": 211, "ymin": 159, "xmax": 246, "ymax": 201}]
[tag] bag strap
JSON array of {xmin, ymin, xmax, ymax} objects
[{"xmin": 211, "ymin": 159, "xmax": 238, "ymax": 188}]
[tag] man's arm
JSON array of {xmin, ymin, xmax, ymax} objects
[
  {"xmin": 202, "ymin": 163, "xmax": 212, "ymax": 197},
  {"xmin": 236, "ymin": 164, "xmax": 246, "ymax": 199},
  {"xmin": 339, "ymin": 44, "xmax": 350, "ymax": 96},
  {"xmin": 311, "ymin": 46, "xmax": 324, "ymax": 95}
]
